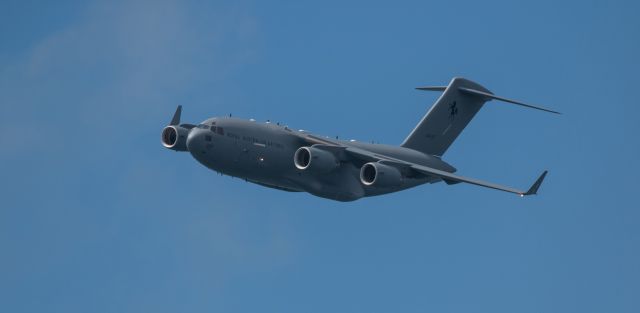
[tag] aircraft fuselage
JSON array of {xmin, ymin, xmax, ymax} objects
[{"xmin": 184, "ymin": 117, "xmax": 453, "ymax": 201}]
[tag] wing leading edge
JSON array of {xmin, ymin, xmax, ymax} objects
[
  {"xmin": 344, "ymin": 146, "xmax": 548, "ymax": 197},
  {"xmin": 411, "ymin": 164, "xmax": 548, "ymax": 196}
]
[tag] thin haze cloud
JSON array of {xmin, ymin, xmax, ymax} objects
[{"xmin": 1, "ymin": 0, "xmax": 257, "ymax": 155}]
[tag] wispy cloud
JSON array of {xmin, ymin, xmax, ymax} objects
[{"xmin": 0, "ymin": 0, "xmax": 258, "ymax": 156}]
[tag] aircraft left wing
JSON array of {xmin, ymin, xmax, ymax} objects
[
  {"xmin": 343, "ymin": 146, "xmax": 548, "ymax": 197},
  {"xmin": 292, "ymin": 132, "xmax": 548, "ymax": 196}
]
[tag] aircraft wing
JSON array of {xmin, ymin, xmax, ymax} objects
[
  {"xmin": 343, "ymin": 146, "xmax": 548, "ymax": 197},
  {"xmin": 292, "ymin": 132, "xmax": 547, "ymax": 196},
  {"xmin": 409, "ymin": 162, "xmax": 548, "ymax": 196}
]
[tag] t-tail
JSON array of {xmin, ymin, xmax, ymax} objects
[{"xmin": 402, "ymin": 77, "xmax": 560, "ymax": 157}]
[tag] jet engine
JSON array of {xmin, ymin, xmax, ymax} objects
[
  {"xmin": 360, "ymin": 162, "xmax": 403, "ymax": 187},
  {"xmin": 294, "ymin": 146, "xmax": 339, "ymax": 173},
  {"xmin": 161, "ymin": 125, "xmax": 190, "ymax": 151}
]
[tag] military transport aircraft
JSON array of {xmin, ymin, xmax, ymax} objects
[{"xmin": 161, "ymin": 77, "xmax": 559, "ymax": 202}]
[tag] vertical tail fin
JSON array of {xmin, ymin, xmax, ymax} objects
[
  {"xmin": 402, "ymin": 77, "xmax": 558, "ymax": 157},
  {"xmin": 402, "ymin": 77, "xmax": 490, "ymax": 156}
]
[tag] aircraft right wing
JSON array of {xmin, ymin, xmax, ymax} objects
[
  {"xmin": 343, "ymin": 146, "xmax": 548, "ymax": 197},
  {"xmin": 291, "ymin": 131, "xmax": 548, "ymax": 196},
  {"xmin": 410, "ymin": 162, "xmax": 548, "ymax": 196}
]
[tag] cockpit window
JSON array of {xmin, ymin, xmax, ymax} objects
[
  {"xmin": 216, "ymin": 127, "xmax": 224, "ymax": 135},
  {"xmin": 210, "ymin": 126, "xmax": 217, "ymax": 132}
]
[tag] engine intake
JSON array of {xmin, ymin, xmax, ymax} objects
[
  {"xmin": 294, "ymin": 146, "xmax": 339, "ymax": 173},
  {"xmin": 161, "ymin": 125, "xmax": 189, "ymax": 151},
  {"xmin": 360, "ymin": 162, "xmax": 403, "ymax": 187}
]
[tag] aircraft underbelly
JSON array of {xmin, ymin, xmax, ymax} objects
[
  {"xmin": 192, "ymin": 123, "xmax": 436, "ymax": 201},
  {"xmin": 197, "ymin": 133, "xmax": 301, "ymax": 191}
]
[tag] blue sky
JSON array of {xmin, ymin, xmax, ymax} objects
[{"xmin": 1, "ymin": 0, "xmax": 639, "ymax": 312}]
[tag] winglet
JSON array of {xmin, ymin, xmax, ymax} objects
[
  {"xmin": 522, "ymin": 170, "xmax": 548, "ymax": 196},
  {"xmin": 169, "ymin": 105, "xmax": 182, "ymax": 125}
]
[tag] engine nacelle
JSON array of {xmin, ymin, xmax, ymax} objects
[
  {"xmin": 161, "ymin": 125, "xmax": 190, "ymax": 151},
  {"xmin": 294, "ymin": 146, "xmax": 339, "ymax": 173},
  {"xmin": 360, "ymin": 162, "xmax": 403, "ymax": 187}
]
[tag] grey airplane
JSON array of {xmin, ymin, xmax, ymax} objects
[{"xmin": 161, "ymin": 77, "xmax": 559, "ymax": 202}]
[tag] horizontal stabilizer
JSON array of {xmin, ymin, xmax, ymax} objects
[
  {"xmin": 415, "ymin": 86, "xmax": 447, "ymax": 91},
  {"xmin": 458, "ymin": 87, "xmax": 561, "ymax": 114},
  {"xmin": 416, "ymin": 83, "xmax": 560, "ymax": 114}
]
